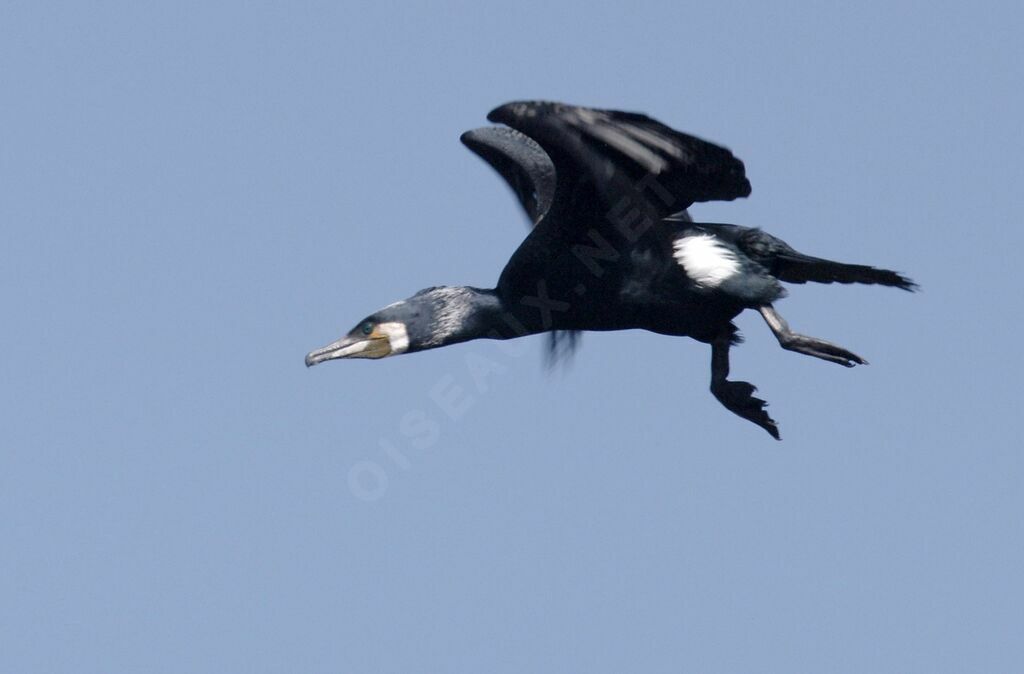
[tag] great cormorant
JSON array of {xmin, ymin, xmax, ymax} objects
[{"xmin": 306, "ymin": 101, "xmax": 915, "ymax": 439}]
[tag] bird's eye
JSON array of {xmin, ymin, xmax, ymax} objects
[{"xmin": 360, "ymin": 322, "xmax": 374, "ymax": 336}]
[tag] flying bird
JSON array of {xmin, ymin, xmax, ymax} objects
[{"xmin": 306, "ymin": 101, "xmax": 915, "ymax": 438}]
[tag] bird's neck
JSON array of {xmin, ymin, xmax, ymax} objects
[{"xmin": 425, "ymin": 286, "xmax": 536, "ymax": 347}]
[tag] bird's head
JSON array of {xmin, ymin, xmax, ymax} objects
[
  {"xmin": 305, "ymin": 286, "xmax": 502, "ymax": 367},
  {"xmin": 304, "ymin": 301, "xmax": 415, "ymax": 366}
]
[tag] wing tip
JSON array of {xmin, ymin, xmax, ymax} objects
[
  {"xmin": 487, "ymin": 100, "xmax": 562, "ymax": 124},
  {"xmin": 459, "ymin": 128, "xmax": 485, "ymax": 149},
  {"xmin": 487, "ymin": 101, "xmax": 523, "ymax": 124},
  {"xmin": 460, "ymin": 125, "xmax": 534, "ymax": 150},
  {"xmin": 738, "ymin": 175, "xmax": 752, "ymax": 198}
]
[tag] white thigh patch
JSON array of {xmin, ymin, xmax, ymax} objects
[{"xmin": 673, "ymin": 234, "xmax": 740, "ymax": 288}]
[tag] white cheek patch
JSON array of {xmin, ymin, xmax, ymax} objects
[
  {"xmin": 377, "ymin": 322, "xmax": 409, "ymax": 355},
  {"xmin": 673, "ymin": 234, "xmax": 740, "ymax": 288}
]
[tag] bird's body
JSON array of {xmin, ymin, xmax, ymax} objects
[
  {"xmin": 306, "ymin": 101, "xmax": 915, "ymax": 438},
  {"xmin": 490, "ymin": 221, "xmax": 761, "ymax": 341}
]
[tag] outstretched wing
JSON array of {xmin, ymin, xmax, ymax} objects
[
  {"xmin": 487, "ymin": 101, "xmax": 749, "ymax": 299},
  {"xmin": 487, "ymin": 101, "xmax": 751, "ymax": 223},
  {"xmin": 460, "ymin": 127, "xmax": 556, "ymax": 225}
]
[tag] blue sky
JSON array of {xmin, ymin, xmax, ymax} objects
[{"xmin": 2, "ymin": 1, "xmax": 1022, "ymax": 672}]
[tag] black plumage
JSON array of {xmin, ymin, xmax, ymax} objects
[{"xmin": 306, "ymin": 101, "xmax": 916, "ymax": 439}]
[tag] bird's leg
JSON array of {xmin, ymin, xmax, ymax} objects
[
  {"xmin": 710, "ymin": 334, "xmax": 780, "ymax": 440},
  {"xmin": 757, "ymin": 305, "xmax": 866, "ymax": 368}
]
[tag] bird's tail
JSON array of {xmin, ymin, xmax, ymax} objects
[
  {"xmin": 772, "ymin": 250, "xmax": 917, "ymax": 291},
  {"xmin": 692, "ymin": 223, "xmax": 919, "ymax": 291}
]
